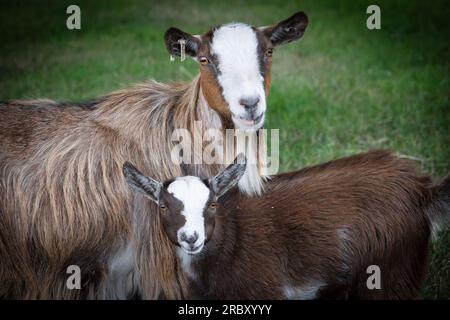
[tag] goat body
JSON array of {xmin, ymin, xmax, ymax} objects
[{"xmin": 182, "ymin": 150, "xmax": 449, "ymax": 299}]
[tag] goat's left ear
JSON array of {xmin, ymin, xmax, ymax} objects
[
  {"xmin": 261, "ymin": 11, "xmax": 308, "ymax": 46},
  {"xmin": 209, "ymin": 154, "xmax": 246, "ymax": 199},
  {"xmin": 122, "ymin": 162, "xmax": 162, "ymax": 204},
  {"xmin": 164, "ymin": 27, "xmax": 201, "ymax": 57}
]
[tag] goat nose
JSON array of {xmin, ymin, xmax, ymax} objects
[
  {"xmin": 185, "ymin": 233, "xmax": 198, "ymax": 245},
  {"xmin": 239, "ymin": 96, "xmax": 260, "ymax": 110}
]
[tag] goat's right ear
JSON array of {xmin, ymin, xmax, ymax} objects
[
  {"xmin": 261, "ymin": 11, "xmax": 308, "ymax": 46},
  {"xmin": 164, "ymin": 27, "xmax": 201, "ymax": 58},
  {"xmin": 122, "ymin": 162, "xmax": 162, "ymax": 204},
  {"xmin": 209, "ymin": 153, "xmax": 247, "ymax": 199}
]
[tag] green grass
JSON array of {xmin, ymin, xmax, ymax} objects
[{"xmin": 0, "ymin": 0, "xmax": 449, "ymax": 298}]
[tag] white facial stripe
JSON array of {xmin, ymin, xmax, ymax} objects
[
  {"xmin": 167, "ymin": 176, "xmax": 210, "ymax": 249},
  {"xmin": 283, "ymin": 280, "xmax": 326, "ymax": 300},
  {"xmin": 211, "ymin": 23, "xmax": 267, "ymax": 129}
]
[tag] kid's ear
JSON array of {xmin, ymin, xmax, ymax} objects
[
  {"xmin": 164, "ymin": 27, "xmax": 201, "ymax": 57},
  {"xmin": 122, "ymin": 162, "xmax": 162, "ymax": 204},
  {"xmin": 261, "ymin": 11, "xmax": 308, "ymax": 46},
  {"xmin": 209, "ymin": 153, "xmax": 246, "ymax": 199}
]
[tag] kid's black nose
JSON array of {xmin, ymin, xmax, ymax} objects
[
  {"xmin": 186, "ymin": 234, "xmax": 198, "ymax": 244},
  {"xmin": 181, "ymin": 232, "xmax": 198, "ymax": 244}
]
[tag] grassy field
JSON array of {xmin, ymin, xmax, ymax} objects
[{"xmin": 0, "ymin": 0, "xmax": 449, "ymax": 298}]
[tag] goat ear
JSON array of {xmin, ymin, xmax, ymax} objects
[
  {"xmin": 261, "ymin": 11, "xmax": 308, "ymax": 46},
  {"xmin": 209, "ymin": 153, "xmax": 246, "ymax": 199},
  {"xmin": 164, "ymin": 27, "xmax": 201, "ymax": 57},
  {"xmin": 122, "ymin": 162, "xmax": 162, "ymax": 204}
]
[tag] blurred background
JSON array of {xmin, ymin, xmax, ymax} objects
[{"xmin": 0, "ymin": 0, "xmax": 449, "ymax": 298}]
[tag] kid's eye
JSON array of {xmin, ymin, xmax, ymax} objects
[
  {"xmin": 199, "ymin": 56, "xmax": 210, "ymax": 65},
  {"xmin": 209, "ymin": 202, "xmax": 218, "ymax": 209}
]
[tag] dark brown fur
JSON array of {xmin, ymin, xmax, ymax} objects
[{"xmin": 180, "ymin": 150, "xmax": 448, "ymax": 299}]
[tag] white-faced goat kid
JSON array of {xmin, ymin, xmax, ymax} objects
[{"xmin": 123, "ymin": 150, "xmax": 450, "ymax": 299}]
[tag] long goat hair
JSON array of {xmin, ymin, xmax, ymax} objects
[{"xmin": 0, "ymin": 75, "xmax": 225, "ymax": 299}]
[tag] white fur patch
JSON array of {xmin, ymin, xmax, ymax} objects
[
  {"xmin": 232, "ymin": 129, "xmax": 267, "ymax": 196},
  {"xmin": 176, "ymin": 247, "xmax": 197, "ymax": 280},
  {"xmin": 101, "ymin": 242, "xmax": 138, "ymax": 299},
  {"xmin": 167, "ymin": 176, "xmax": 210, "ymax": 251},
  {"xmin": 211, "ymin": 23, "xmax": 266, "ymax": 130},
  {"xmin": 283, "ymin": 280, "xmax": 325, "ymax": 300},
  {"xmin": 336, "ymin": 226, "xmax": 353, "ymax": 276},
  {"xmin": 337, "ymin": 227, "xmax": 352, "ymax": 242}
]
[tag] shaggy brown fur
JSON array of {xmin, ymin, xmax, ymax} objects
[
  {"xmin": 0, "ymin": 77, "xmax": 221, "ymax": 299},
  {"xmin": 150, "ymin": 150, "xmax": 449, "ymax": 299}
]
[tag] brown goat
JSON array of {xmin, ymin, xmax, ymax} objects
[
  {"xmin": 123, "ymin": 150, "xmax": 450, "ymax": 299},
  {"xmin": 0, "ymin": 12, "xmax": 308, "ymax": 299}
]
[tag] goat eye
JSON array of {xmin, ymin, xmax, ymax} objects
[
  {"xmin": 199, "ymin": 57, "xmax": 209, "ymax": 65},
  {"xmin": 160, "ymin": 204, "xmax": 167, "ymax": 212},
  {"xmin": 209, "ymin": 202, "xmax": 218, "ymax": 209},
  {"xmin": 266, "ymin": 48, "xmax": 273, "ymax": 57}
]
